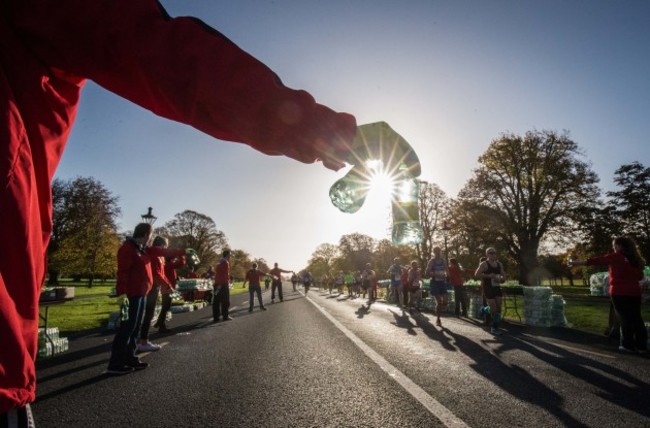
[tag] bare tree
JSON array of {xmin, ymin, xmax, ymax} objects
[
  {"xmin": 415, "ymin": 181, "xmax": 450, "ymax": 266},
  {"xmin": 159, "ymin": 210, "xmax": 228, "ymax": 274}
]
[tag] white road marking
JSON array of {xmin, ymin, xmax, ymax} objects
[{"xmin": 305, "ymin": 293, "xmax": 470, "ymax": 428}]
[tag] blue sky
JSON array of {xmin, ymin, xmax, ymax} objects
[{"xmin": 55, "ymin": 0, "xmax": 650, "ymax": 269}]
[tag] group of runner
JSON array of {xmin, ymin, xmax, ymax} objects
[{"xmin": 305, "ymin": 247, "xmax": 507, "ymax": 335}]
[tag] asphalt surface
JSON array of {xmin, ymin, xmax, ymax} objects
[{"xmin": 32, "ymin": 284, "xmax": 650, "ymax": 427}]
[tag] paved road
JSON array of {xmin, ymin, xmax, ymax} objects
[{"xmin": 33, "ymin": 284, "xmax": 649, "ymax": 427}]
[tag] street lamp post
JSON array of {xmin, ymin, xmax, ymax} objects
[{"xmin": 141, "ymin": 207, "xmax": 157, "ymax": 225}]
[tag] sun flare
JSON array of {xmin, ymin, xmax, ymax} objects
[{"xmin": 366, "ymin": 159, "xmax": 396, "ymax": 197}]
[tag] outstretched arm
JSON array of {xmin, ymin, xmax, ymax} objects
[{"xmin": 12, "ymin": 0, "xmax": 357, "ymax": 170}]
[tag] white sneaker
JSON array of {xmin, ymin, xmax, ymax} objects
[
  {"xmin": 137, "ymin": 342, "xmax": 161, "ymax": 352},
  {"xmin": 618, "ymin": 346, "xmax": 636, "ymax": 354}
]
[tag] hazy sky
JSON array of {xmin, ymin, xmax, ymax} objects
[{"xmin": 55, "ymin": 0, "xmax": 650, "ymax": 269}]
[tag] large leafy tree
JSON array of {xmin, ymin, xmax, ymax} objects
[
  {"xmin": 607, "ymin": 162, "xmax": 650, "ymax": 259},
  {"xmin": 49, "ymin": 177, "xmax": 121, "ymax": 285},
  {"xmin": 446, "ymin": 200, "xmax": 493, "ymax": 268},
  {"xmin": 337, "ymin": 233, "xmax": 376, "ymax": 272},
  {"xmin": 574, "ymin": 204, "xmax": 623, "ymax": 257},
  {"xmin": 307, "ymin": 243, "xmax": 339, "ymax": 280},
  {"xmin": 457, "ymin": 130, "xmax": 600, "ymax": 285},
  {"xmin": 157, "ymin": 210, "xmax": 228, "ymax": 274},
  {"xmin": 373, "ymin": 238, "xmax": 418, "ymax": 279},
  {"xmin": 228, "ymin": 249, "xmax": 252, "ymax": 282}
]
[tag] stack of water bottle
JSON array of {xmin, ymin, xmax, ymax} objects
[
  {"xmin": 589, "ymin": 272, "xmax": 609, "ymax": 296},
  {"xmin": 469, "ymin": 295, "xmax": 484, "ymax": 319},
  {"xmin": 38, "ymin": 327, "xmax": 69, "ymax": 358},
  {"xmin": 523, "ymin": 286, "xmax": 567, "ymax": 327},
  {"xmin": 523, "ymin": 286, "xmax": 553, "ymax": 327}
]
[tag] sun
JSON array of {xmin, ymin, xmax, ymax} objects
[{"xmin": 366, "ymin": 159, "xmax": 397, "ymax": 197}]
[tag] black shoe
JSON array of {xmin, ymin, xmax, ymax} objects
[
  {"xmin": 127, "ymin": 361, "xmax": 149, "ymax": 370},
  {"xmin": 107, "ymin": 365, "xmax": 135, "ymax": 375},
  {"xmin": 158, "ymin": 326, "xmax": 171, "ymax": 333},
  {"xmin": 260, "ymin": 306, "xmax": 267, "ymax": 311},
  {"xmin": 248, "ymin": 307, "xmax": 253, "ymax": 312},
  {"xmin": 213, "ymin": 318, "xmax": 220, "ymax": 323},
  {"xmin": 223, "ymin": 316, "xmax": 233, "ymax": 321}
]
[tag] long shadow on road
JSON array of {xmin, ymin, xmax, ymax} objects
[
  {"xmin": 502, "ymin": 331, "xmax": 650, "ymax": 419},
  {"xmin": 442, "ymin": 328, "xmax": 591, "ymax": 427},
  {"xmin": 375, "ymin": 303, "xmax": 647, "ymax": 426}
]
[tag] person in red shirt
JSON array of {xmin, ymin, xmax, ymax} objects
[
  {"xmin": 137, "ymin": 236, "xmax": 169, "ymax": 353},
  {"xmin": 155, "ymin": 251, "xmax": 186, "ymax": 334},
  {"xmin": 569, "ymin": 236, "xmax": 647, "ymax": 353},
  {"xmin": 1, "ymin": 0, "xmax": 359, "ymax": 419},
  {"xmin": 213, "ymin": 250, "xmax": 233, "ymax": 322},
  {"xmin": 269, "ymin": 263, "xmax": 294, "ymax": 303},
  {"xmin": 242, "ymin": 263, "xmax": 270, "ymax": 312},
  {"xmin": 448, "ymin": 258, "xmax": 468, "ymax": 317},
  {"xmin": 107, "ymin": 224, "xmax": 184, "ymax": 375}
]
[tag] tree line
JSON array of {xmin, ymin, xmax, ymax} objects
[{"xmin": 48, "ymin": 130, "xmax": 649, "ymax": 286}]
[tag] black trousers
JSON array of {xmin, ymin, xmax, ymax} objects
[
  {"xmin": 453, "ymin": 286, "xmax": 468, "ymax": 315},
  {"xmin": 0, "ymin": 403, "xmax": 34, "ymax": 428},
  {"xmin": 212, "ymin": 284, "xmax": 230, "ymax": 320},
  {"xmin": 139, "ymin": 286, "xmax": 159, "ymax": 340},
  {"xmin": 611, "ymin": 295, "xmax": 647, "ymax": 350},
  {"xmin": 109, "ymin": 296, "xmax": 145, "ymax": 368},
  {"xmin": 271, "ymin": 280, "xmax": 283, "ymax": 301},
  {"xmin": 156, "ymin": 293, "xmax": 172, "ymax": 327}
]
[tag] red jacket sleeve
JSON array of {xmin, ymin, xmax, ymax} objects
[
  {"xmin": 116, "ymin": 244, "xmax": 134, "ymax": 296},
  {"xmin": 150, "ymin": 256, "xmax": 170, "ymax": 288},
  {"xmin": 10, "ymin": 0, "xmax": 357, "ymax": 169}
]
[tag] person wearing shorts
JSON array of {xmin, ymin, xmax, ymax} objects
[
  {"xmin": 475, "ymin": 248, "xmax": 505, "ymax": 335},
  {"xmin": 387, "ymin": 258, "xmax": 403, "ymax": 306},
  {"xmin": 425, "ymin": 247, "xmax": 449, "ymax": 327},
  {"xmin": 405, "ymin": 260, "xmax": 423, "ymax": 312}
]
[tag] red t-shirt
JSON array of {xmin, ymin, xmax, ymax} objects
[
  {"xmin": 245, "ymin": 269, "xmax": 266, "ymax": 287},
  {"xmin": 215, "ymin": 258, "xmax": 231, "ymax": 285},
  {"xmin": 587, "ymin": 252, "xmax": 644, "ymax": 297},
  {"xmin": 448, "ymin": 264, "xmax": 464, "ymax": 287}
]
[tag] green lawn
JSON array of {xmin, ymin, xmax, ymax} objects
[
  {"xmin": 41, "ymin": 279, "xmax": 249, "ymax": 334},
  {"xmin": 40, "ymin": 284, "xmax": 119, "ymax": 334}
]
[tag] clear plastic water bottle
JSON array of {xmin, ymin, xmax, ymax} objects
[
  {"xmin": 120, "ymin": 297, "xmax": 129, "ymax": 322},
  {"xmin": 391, "ymin": 167, "xmax": 423, "ymax": 245},
  {"xmin": 329, "ymin": 122, "xmax": 420, "ymax": 214},
  {"xmin": 328, "ymin": 165, "xmax": 370, "ymax": 214}
]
